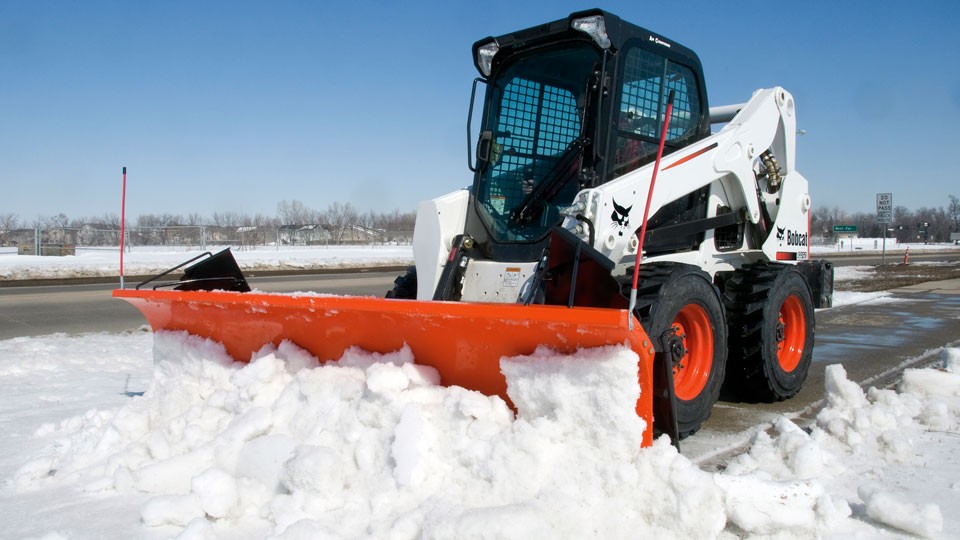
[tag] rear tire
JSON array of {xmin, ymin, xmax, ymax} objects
[
  {"xmin": 386, "ymin": 266, "xmax": 417, "ymax": 299},
  {"xmin": 724, "ymin": 263, "xmax": 815, "ymax": 401},
  {"xmin": 632, "ymin": 264, "xmax": 727, "ymax": 437}
]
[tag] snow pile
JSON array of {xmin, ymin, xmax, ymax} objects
[
  {"xmin": 722, "ymin": 353, "xmax": 960, "ymax": 538},
  {"xmin": 830, "ymin": 290, "xmax": 899, "ymax": 307},
  {"xmin": 11, "ymin": 334, "xmax": 724, "ymax": 539},
  {"xmin": 9, "ymin": 333, "xmax": 960, "ymax": 538},
  {"xmin": 829, "ymin": 266, "xmax": 908, "ymax": 308},
  {"xmin": 832, "ymin": 265, "xmax": 875, "ymax": 282}
]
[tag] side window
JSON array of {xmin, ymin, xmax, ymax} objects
[{"xmin": 614, "ymin": 47, "xmax": 701, "ymax": 176}]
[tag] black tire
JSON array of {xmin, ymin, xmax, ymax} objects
[
  {"xmin": 631, "ymin": 263, "xmax": 727, "ymax": 437},
  {"xmin": 386, "ymin": 266, "xmax": 417, "ymax": 299},
  {"xmin": 723, "ymin": 263, "xmax": 815, "ymax": 402}
]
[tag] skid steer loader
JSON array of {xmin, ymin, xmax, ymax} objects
[{"xmin": 116, "ymin": 9, "xmax": 832, "ymax": 443}]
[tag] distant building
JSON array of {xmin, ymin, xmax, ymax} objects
[{"xmin": 278, "ymin": 224, "xmax": 331, "ymax": 245}]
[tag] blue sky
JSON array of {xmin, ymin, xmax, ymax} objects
[{"xmin": 2, "ymin": 1, "xmax": 959, "ymax": 222}]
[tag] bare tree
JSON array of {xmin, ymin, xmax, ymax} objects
[
  {"xmin": 136, "ymin": 213, "xmax": 181, "ymax": 227},
  {"xmin": 912, "ymin": 206, "xmax": 952, "ymax": 243},
  {"xmin": 323, "ymin": 202, "xmax": 359, "ymax": 243},
  {"xmin": 810, "ymin": 206, "xmax": 830, "ymax": 237},
  {"xmin": 250, "ymin": 213, "xmax": 278, "ymax": 228},
  {"xmin": 949, "ymin": 195, "xmax": 960, "ymax": 232},
  {"xmin": 185, "ymin": 212, "xmax": 205, "ymax": 226},
  {"xmin": 828, "ymin": 206, "xmax": 848, "ymax": 225},
  {"xmin": 360, "ymin": 209, "xmax": 376, "ymax": 229},
  {"xmin": 212, "ymin": 211, "xmax": 243, "ymax": 227},
  {"xmin": 851, "ymin": 211, "xmax": 879, "ymax": 238},
  {"xmin": 92, "ymin": 213, "xmax": 119, "ymax": 228},
  {"xmin": 325, "ymin": 202, "xmax": 359, "ymax": 228},
  {"xmin": 277, "ymin": 200, "xmax": 315, "ymax": 226},
  {"xmin": 0, "ymin": 212, "xmax": 18, "ymax": 245},
  {"xmin": 0, "ymin": 212, "xmax": 18, "ymax": 232},
  {"xmin": 41, "ymin": 213, "xmax": 70, "ymax": 228}
]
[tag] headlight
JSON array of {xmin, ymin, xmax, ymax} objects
[
  {"xmin": 571, "ymin": 15, "xmax": 611, "ymax": 49},
  {"xmin": 476, "ymin": 41, "xmax": 500, "ymax": 77}
]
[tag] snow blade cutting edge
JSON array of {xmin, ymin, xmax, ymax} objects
[{"xmin": 114, "ymin": 288, "xmax": 656, "ymax": 445}]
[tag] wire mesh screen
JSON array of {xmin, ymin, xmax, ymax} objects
[
  {"xmin": 663, "ymin": 61, "xmax": 699, "ymax": 139},
  {"xmin": 619, "ymin": 48, "xmax": 700, "ymax": 142},
  {"xmin": 620, "ymin": 51, "xmax": 664, "ymax": 138},
  {"xmin": 538, "ymin": 85, "xmax": 580, "ymax": 155},
  {"xmin": 484, "ymin": 77, "xmax": 580, "ymax": 217}
]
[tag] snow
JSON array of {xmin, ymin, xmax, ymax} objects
[
  {"xmin": 2, "ymin": 328, "xmax": 959, "ymax": 539},
  {"xmin": 833, "ymin": 265, "xmax": 875, "ymax": 282},
  {"xmin": 830, "ymin": 290, "xmax": 902, "ymax": 307},
  {"xmin": 3, "ymin": 247, "xmax": 960, "ymax": 538},
  {"xmin": 0, "ymin": 245, "xmax": 413, "ymax": 280},
  {"xmin": 811, "ymin": 241, "xmax": 960, "ymax": 255}
]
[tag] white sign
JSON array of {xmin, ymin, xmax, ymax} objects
[
  {"xmin": 503, "ymin": 267, "xmax": 522, "ymax": 288},
  {"xmin": 877, "ymin": 192, "xmax": 893, "ymax": 224}
]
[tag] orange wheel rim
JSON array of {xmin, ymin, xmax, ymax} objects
[
  {"xmin": 777, "ymin": 294, "xmax": 806, "ymax": 371},
  {"xmin": 671, "ymin": 304, "xmax": 714, "ymax": 401}
]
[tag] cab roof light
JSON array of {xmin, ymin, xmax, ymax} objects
[
  {"xmin": 571, "ymin": 15, "xmax": 611, "ymax": 49},
  {"xmin": 476, "ymin": 41, "xmax": 500, "ymax": 77}
]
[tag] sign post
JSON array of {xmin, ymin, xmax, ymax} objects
[
  {"xmin": 832, "ymin": 225, "xmax": 856, "ymax": 251},
  {"xmin": 120, "ymin": 166, "xmax": 127, "ymax": 289},
  {"xmin": 877, "ymin": 193, "xmax": 893, "ymax": 265}
]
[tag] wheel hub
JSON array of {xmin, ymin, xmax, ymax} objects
[
  {"xmin": 668, "ymin": 305, "xmax": 713, "ymax": 401},
  {"xmin": 776, "ymin": 294, "xmax": 807, "ymax": 372},
  {"xmin": 668, "ymin": 326, "xmax": 687, "ymax": 370}
]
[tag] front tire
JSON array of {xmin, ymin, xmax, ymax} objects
[
  {"xmin": 724, "ymin": 263, "xmax": 815, "ymax": 401},
  {"xmin": 633, "ymin": 264, "xmax": 727, "ymax": 437}
]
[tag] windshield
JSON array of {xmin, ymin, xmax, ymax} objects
[{"xmin": 475, "ymin": 43, "xmax": 600, "ymax": 243}]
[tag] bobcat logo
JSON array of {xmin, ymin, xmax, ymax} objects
[
  {"xmin": 776, "ymin": 226, "xmax": 786, "ymax": 241},
  {"xmin": 611, "ymin": 199, "xmax": 632, "ymax": 236}
]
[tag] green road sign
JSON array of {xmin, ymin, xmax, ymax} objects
[{"xmin": 833, "ymin": 225, "xmax": 857, "ymax": 233}]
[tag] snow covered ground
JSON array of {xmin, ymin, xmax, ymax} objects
[
  {"xmin": 2, "ymin": 241, "xmax": 957, "ymax": 281},
  {"xmin": 0, "ymin": 245, "xmax": 414, "ymax": 281},
  {"xmin": 811, "ymin": 241, "xmax": 960, "ymax": 255},
  {"xmin": 2, "ymin": 249, "xmax": 959, "ymax": 538}
]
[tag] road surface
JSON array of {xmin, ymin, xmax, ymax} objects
[
  {"xmin": 0, "ymin": 272, "xmax": 399, "ymax": 339},
  {"xmin": 5, "ymin": 251, "xmax": 956, "ymax": 339}
]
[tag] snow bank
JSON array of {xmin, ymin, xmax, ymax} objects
[
  {"xmin": 830, "ymin": 290, "xmax": 899, "ymax": 308},
  {"xmin": 811, "ymin": 242, "xmax": 960, "ymax": 255},
  {"xmin": 0, "ymin": 245, "xmax": 413, "ymax": 280},
  {"xmin": 11, "ymin": 334, "xmax": 724, "ymax": 539},
  {"xmin": 723, "ymin": 356, "xmax": 960, "ymax": 538},
  {"xmin": 10, "ymin": 334, "xmax": 960, "ymax": 538},
  {"xmin": 832, "ymin": 265, "xmax": 875, "ymax": 282}
]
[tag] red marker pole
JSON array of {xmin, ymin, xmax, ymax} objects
[
  {"xmin": 120, "ymin": 166, "xmax": 127, "ymax": 289},
  {"xmin": 628, "ymin": 90, "xmax": 675, "ymax": 328}
]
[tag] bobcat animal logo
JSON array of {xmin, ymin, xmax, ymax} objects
[
  {"xmin": 776, "ymin": 226, "xmax": 786, "ymax": 241},
  {"xmin": 611, "ymin": 199, "xmax": 632, "ymax": 236}
]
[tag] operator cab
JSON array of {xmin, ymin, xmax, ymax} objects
[{"xmin": 465, "ymin": 9, "xmax": 710, "ymax": 260}]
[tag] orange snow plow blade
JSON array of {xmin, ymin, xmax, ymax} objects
[{"xmin": 114, "ymin": 289, "xmax": 656, "ymax": 445}]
